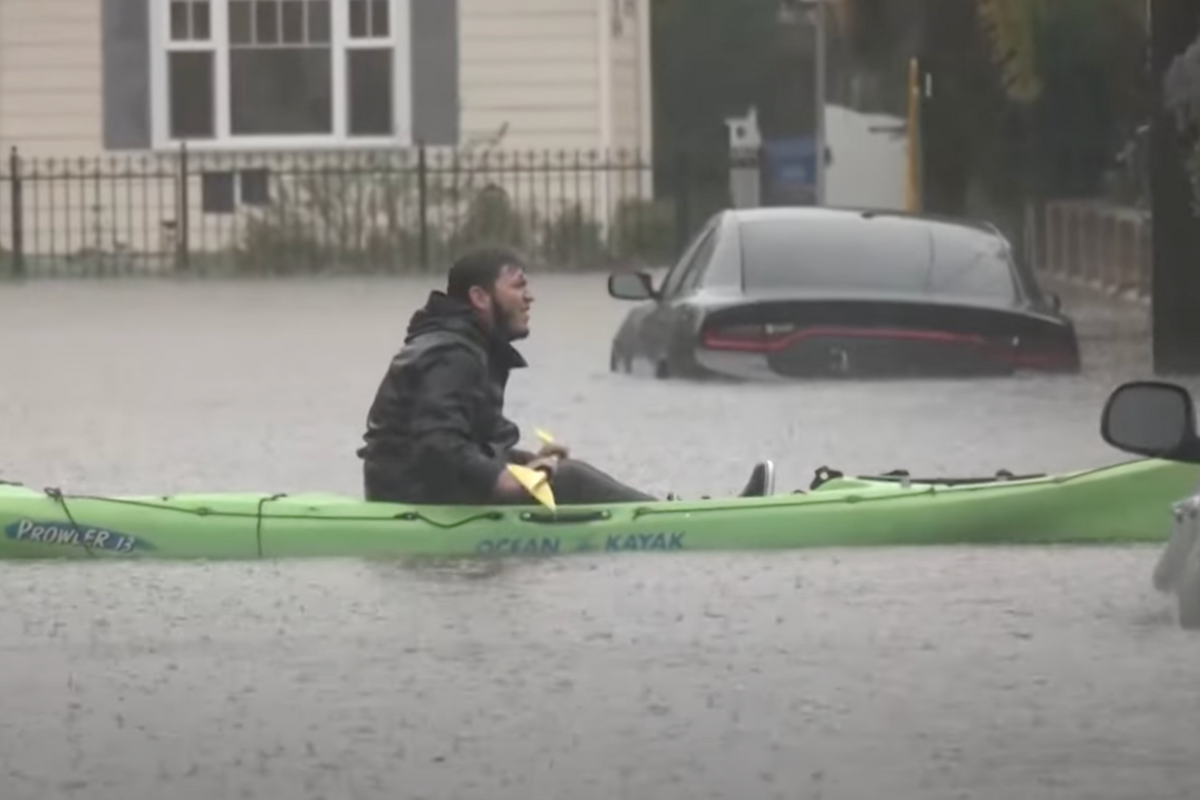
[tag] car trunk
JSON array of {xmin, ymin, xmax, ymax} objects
[{"xmin": 698, "ymin": 296, "xmax": 1078, "ymax": 378}]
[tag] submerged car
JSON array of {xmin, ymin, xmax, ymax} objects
[
  {"xmin": 607, "ymin": 207, "xmax": 1080, "ymax": 380},
  {"xmin": 1099, "ymin": 380, "xmax": 1200, "ymax": 629}
]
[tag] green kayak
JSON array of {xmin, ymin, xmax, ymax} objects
[{"xmin": 0, "ymin": 457, "xmax": 1195, "ymax": 561}]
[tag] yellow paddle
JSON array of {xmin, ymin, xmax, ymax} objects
[
  {"xmin": 503, "ymin": 427, "xmax": 562, "ymax": 509},
  {"xmin": 506, "ymin": 463, "xmax": 556, "ymax": 510}
]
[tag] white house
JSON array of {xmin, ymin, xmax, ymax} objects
[
  {"xmin": 0, "ymin": 0, "xmax": 653, "ymax": 156},
  {"xmin": 0, "ymin": 0, "xmax": 655, "ymax": 268}
]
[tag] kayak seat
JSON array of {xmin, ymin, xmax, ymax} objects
[{"xmin": 740, "ymin": 460, "xmax": 775, "ymax": 497}]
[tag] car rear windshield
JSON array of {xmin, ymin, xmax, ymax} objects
[{"xmin": 738, "ymin": 215, "xmax": 1019, "ymax": 302}]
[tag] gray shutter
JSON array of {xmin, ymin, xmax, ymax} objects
[
  {"xmin": 101, "ymin": 0, "xmax": 153, "ymax": 149},
  {"xmin": 409, "ymin": 0, "xmax": 459, "ymax": 146}
]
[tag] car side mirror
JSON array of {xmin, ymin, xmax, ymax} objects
[
  {"xmin": 1100, "ymin": 380, "xmax": 1200, "ymax": 461},
  {"xmin": 608, "ymin": 271, "xmax": 657, "ymax": 301}
]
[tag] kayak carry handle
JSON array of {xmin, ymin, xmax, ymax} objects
[{"xmin": 519, "ymin": 509, "xmax": 611, "ymax": 524}]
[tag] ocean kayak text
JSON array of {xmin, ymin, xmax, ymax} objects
[
  {"xmin": 4, "ymin": 519, "xmax": 152, "ymax": 553},
  {"xmin": 474, "ymin": 532, "xmax": 686, "ymax": 556}
]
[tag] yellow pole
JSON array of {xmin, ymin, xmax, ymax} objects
[{"xmin": 905, "ymin": 57, "xmax": 921, "ymax": 213}]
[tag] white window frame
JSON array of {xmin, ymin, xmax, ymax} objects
[{"xmin": 149, "ymin": 0, "xmax": 413, "ymax": 151}]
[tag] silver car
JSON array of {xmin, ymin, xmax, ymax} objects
[{"xmin": 1101, "ymin": 380, "xmax": 1200, "ymax": 628}]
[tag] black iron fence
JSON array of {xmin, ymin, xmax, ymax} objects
[
  {"xmin": 0, "ymin": 139, "xmax": 1148, "ymax": 288},
  {"xmin": 0, "ymin": 144, "xmax": 738, "ymax": 278}
]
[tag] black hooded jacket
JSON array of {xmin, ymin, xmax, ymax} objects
[{"xmin": 357, "ymin": 291, "xmax": 530, "ymax": 505}]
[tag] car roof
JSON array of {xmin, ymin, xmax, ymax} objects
[
  {"xmin": 696, "ymin": 205, "xmax": 1037, "ymax": 305},
  {"xmin": 721, "ymin": 206, "xmax": 1005, "ymax": 239}
]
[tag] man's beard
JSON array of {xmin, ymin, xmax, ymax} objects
[{"xmin": 492, "ymin": 307, "xmax": 528, "ymax": 342}]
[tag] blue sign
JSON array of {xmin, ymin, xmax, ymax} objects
[
  {"xmin": 475, "ymin": 536, "xmax": 561, "ymax": 556},
  {"xmin": 4, "ymin": 519, "xmax": 153, "ymax": 553},
  {"xmin": 763, "ymin": 136, "xmax": 817, "ymax": 188},
  {"xmin": 605, "ymin": 532, "xmax": 686, "ymax": 552}
]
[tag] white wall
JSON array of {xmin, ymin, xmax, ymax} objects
[{"xmin": 824, "ymin": 104, "xmax": 908, "ymax": 211}]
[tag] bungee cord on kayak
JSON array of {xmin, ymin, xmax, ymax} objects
[{"xmin": 41, "ymin": 486, "xmax": 96, "ymax": 559}]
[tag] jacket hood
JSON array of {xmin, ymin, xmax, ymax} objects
[{"xmin": 405, "ymin": 291, "xmax": 528, "ymax": 369}]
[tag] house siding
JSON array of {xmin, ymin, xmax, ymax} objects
[
  {"xmin": 458, "ymin": 0, "xmax": 599, "ymax": 150},
  {"xmin": 0, "ymin": 0, "xmax": 624, "ymax": 156},
  {"xmin": 609, "ymin": 0, "xmax": 643, "ymax": 154},
  {"xmin": 0, "ymin": 0, "xmax": 105, "ymax": 157}
]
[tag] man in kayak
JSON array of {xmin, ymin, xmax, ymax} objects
[{"xmin": 357, "ymin": 246, "xmax": 774, "ymax": 505}]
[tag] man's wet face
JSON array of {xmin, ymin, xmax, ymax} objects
[{"xmin": 489, "ymin": 265, "xmax": 533, "ymax": 340}]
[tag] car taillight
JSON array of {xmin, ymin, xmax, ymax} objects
[
  {"xmin": 701, "ymin": 324, "xmax": 795, "ymax": 352},
  {"xmin": 1013, "ymin": 343, "xmax": 1080, "ymax": 370}
]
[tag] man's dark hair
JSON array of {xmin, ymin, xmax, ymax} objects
[{"xmin": 446, "ymin": 247, "xmax": 526, "ymax": 301}]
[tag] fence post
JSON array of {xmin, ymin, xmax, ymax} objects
[
  {"xmin": 417, "ymin": 143, "xmax": 429, "ymax": 272},
  {"xmin": 9, "ymin": 147, "xmax": 25, "ymax": 279},
  {"xmin": 176, "ymin": 141, "xmax": 191, "ymax": 272}
]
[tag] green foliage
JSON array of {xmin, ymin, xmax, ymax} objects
[
  {"xmin": 227, "ymin": 156, "xmax": 688, "ymax": 275},
  {"xmin": 978, "ymin": 0, "xmax": 1046, "ymax": 103},
  {"xmin": 1165, "ymin": 33, "xmax": 1200, "ymax": 216},
  {"xmin": 1021, "ymin": 0, "xmax": 1147, "ymax": 196},
  {"xmin": 540, "ymin": 203, "xmax": 607, "ymax": 269},
  {"xmin": 651, "ymin": 0, "xmax": 778, "ymax": 187},
  {"xmin": 449, "ymin": 184, "xmax": 535, "ymax": 256},
  {"xmin": 1183, "ymin": 144, "xmax": 1200, "ymax": 218},
  {"xmin": 833, "ymin": 0, "xmax": 914, "ymax": 76},
  {"xmin": 229, "ymin": 155, "xmax": 422, "ymax": 275},
  {"xmin": 837, "ymin": 0, "xmax": 1148, "ymax": 207},
  {"xmin": 610, "ymin": 197, "xmax": 677, "ymax": 265}
]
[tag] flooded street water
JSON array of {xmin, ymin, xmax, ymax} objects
[{"xmin": 2, "ymin": 273, "xmax": 1199, "ymax": 799}]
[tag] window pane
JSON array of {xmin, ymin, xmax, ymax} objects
[
  {"xmin": 737, "ymin": 217, "xmax": 1018, "ymax": 302},
  {"xmin": 661, "ymin": 223, "xmax": 715, "ymax": 297},
  {"xmin": 371, "ymin": 0, "xmax": 389, "ymax": 37},
  {"xmin": 281, "ymin": 0, "xmax": 304, "ymax": 43},
  {"xmin": 680, "ymin": 233, "xmax": 717, "ymax": 292},
  {"xmin": 349, "ymin": 0, "xmax": 368, "ymax": 38},
  {"xmin": 347, "ymin": 48, "xmax": 393, "ymax": 136},
  {"xmin": 255, "ymin": 0, "xmax": 280, "ymax": 43},
  {"xmin": 201, "ymin": 172, "xmax": 236, "ymax": 214},
  {"xmin": 308, "ymin": 0, "xmax": 330, "ymax": 43},
  {"xmin": 229, "ymin": 0, "xmax": 252, "ymax": 43},
  {"xmin": 168, "ymin": 51, "xmax": 215, "ymax": 138},
  {"xmin": 240, "ymin": 169, "xmax": 272, "ymax": 205},
  {"xmin": 192, "ymin": 0, "xmax": 211, "ymax": 39},
  {"xmin": 230, "ymin": 48, "xmax": 332, "ymax": 135},
  {"xmin": 170, "ymin": 1, "xmax": 190, "ymax": 40}
]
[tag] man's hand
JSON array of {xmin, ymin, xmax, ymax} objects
[
  {"xmin": 494, "ymin": 468, "xmax": 529, "ymax": 499},
  {"xmin": 536, "ymin": 441, "xmax": 570, "ymax": 460},
  {"xmin": 527, "ymin": 455, "xmax": 561, "ymax": 477},
  {"xmin": 494, "ymin": 457, "xmax": 560, "ymax": 501},
  {"xmin": 507, "ymin": 448, "xmax": 538, "ymax": 466}
]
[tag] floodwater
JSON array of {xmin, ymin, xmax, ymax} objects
[{"xmin": 1, "ymin": 273, "xmax": 1199, "ymax": 800}]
